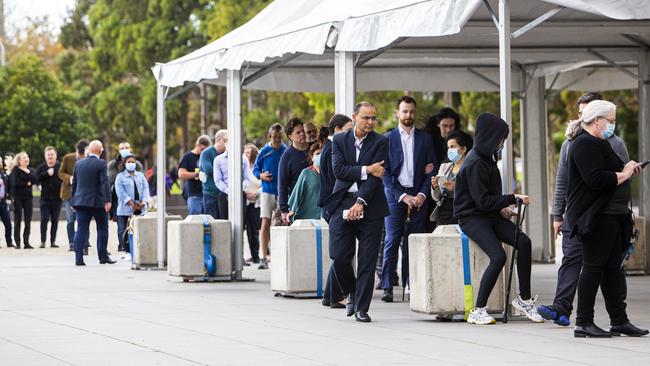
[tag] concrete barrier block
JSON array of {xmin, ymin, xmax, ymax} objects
[
  {"xmin": 409, "ymin": 225, "xmax": 510, "ymax": 316},
  {"xmin": 131, "ymin": 212, "xmax": 182, "ymax": 268},
  {"xmin": 167, "ymin": 215, "xmax": 232, "ymax": 278},
  {"xmin": 270, "ymin": 219, "xmax": 330, "ymax": 294}
]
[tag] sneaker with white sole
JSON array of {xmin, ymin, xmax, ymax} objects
[
  {"xmin": 467, "ymin": 307, "xmax": 496, "ymax": 325},
  {"xmin": 511, "ymin": 295, "xmax": 544, "ymax": 323}
]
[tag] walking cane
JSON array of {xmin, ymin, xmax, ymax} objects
[{"xmin": 503, "ymin": 198, "xmax": 527, "ymax": 323}]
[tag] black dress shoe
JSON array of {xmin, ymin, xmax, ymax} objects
[
  {"xmin": 574, "ymin": 323, "xmax": 612, "ymax": 338},
  {"xmin": 75, "ymin": 262, "xmax": 86, "ymax": 266},
  {"xmin": 7, "ymin": 242, "xmax": 15, "ymax": 248},
  {"xmin": 382, "ymin": 289, "xmax": 394, "ymax": 303},
  {"xmin": 322, "ymin": 298, "xmax": 331, "ymax": 307},
  {"xmin": 39, "ymin": 243, "xmax": 46, "ymax": 248},
  {"xmin": 346, "ymin": 294, "xmax": 355, "ymax": 317},
  {"xmin": 100, "ymin": 259, "xmax": 117, "ymax": 264},
  {"xmin": 330, "ymin": 302, "xmax": 346, "ymax": 309},
  {"xmin": 610, "ymin": 321, "xmax": 649, "ymax": 337},
  {"xmin": 50, "ymin": 243, "xmax": 59, "ymax": 248},
  {"xmin": 23, "ymin": 243, "xmax": 34, "ymax": 249},
  {"xmin": 355, "ymin": 311, "xmax": 372, "ymax": 322}
]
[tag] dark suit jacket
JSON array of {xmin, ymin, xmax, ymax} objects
[
  {"xmin": 383, "ymin": 127, "xmax": 436, "ymax": 204},
  {"xmin": 325, "ymin": 129, "xmax": 389, "ymax": 220},
  {"xmin": 71, "ymin": 155, "xmax": 110, "ymax": 209},
  {"xmin": 318, "ymin": 139, "xmax": 334, "ymax": 209}
]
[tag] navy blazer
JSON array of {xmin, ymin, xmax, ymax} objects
[
  {"xmin": 318, "ymin": 139, "xmax": 334, "ymax": 209},
  {"xmin": 325, "ymin": 129, "xmax": 389, "ymax": 220},
  {"xmin": 71, "ymin": 155, "xmax": 111, "ymax": 209},
  {"xmin": 383, "ymin": 127, "xmax": 436, "ymax": 204}
]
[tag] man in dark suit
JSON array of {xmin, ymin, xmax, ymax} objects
[
  {"xmin": 319, "ymin": 114, "xmax": 353, "ymax": 309},
  {"xmin": 71, "ymin": 140, "xmax": 114, "ymax": 266},
  {"xmin": 325, "ymin": 101, "xmax": 389, "ymax": 322},
  {"xmin": 380, "ymin": 96, "xmax": 436, "ymax": 302}
]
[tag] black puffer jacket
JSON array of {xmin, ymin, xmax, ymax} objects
[{"xmin": 453, "ymin": 113, "xmax": 516, "ymax": 220}]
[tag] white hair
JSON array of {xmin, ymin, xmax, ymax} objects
[
  {"xmin": 214, "ymin": 129, "xmax": 228, "ymax": 142},
  {"xmin": 565, "ymin": 100, "xmax": 616, "ymax": 139}
]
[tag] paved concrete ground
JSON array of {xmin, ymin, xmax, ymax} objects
[{"xmin": 1, "ymin": 224, "xmax": 649, "ymax": 365}]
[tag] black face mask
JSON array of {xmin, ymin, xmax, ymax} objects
[{"xmin": 493, "ymin": 143, "xmax": 504, "ymax": 161}]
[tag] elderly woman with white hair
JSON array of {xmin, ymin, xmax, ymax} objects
[{"xmin": 565, "ymin": 100, "xmax": 647, "ymax": 338}]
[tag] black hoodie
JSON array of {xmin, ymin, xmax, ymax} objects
[{"xmin": 453, "ymin": 113, "xmax": 516, "ymax": 220}]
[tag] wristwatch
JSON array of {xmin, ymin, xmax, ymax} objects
[{"xmin": 356, "ymin": 197, "xmax": 367, "ymax": 206}]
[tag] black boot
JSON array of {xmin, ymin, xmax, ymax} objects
[{"xmin": 610, "ymin": 321, "xmax": 649, "ymax": 337}]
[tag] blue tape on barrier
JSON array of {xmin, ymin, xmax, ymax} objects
[
  {"xmin": 456, "ymin": 225, "xmax": 471, "ymax": 286},
  {"xmin": 311, "ymin": 220, "xmax": 323, "ymax": 298},
  {"xmin": 128, "ymin": 231, "xmax": 134, "ymax": 266},
  {"xmin": 203, "ymin": 218, "xmax": 216, "ymax": 276}
]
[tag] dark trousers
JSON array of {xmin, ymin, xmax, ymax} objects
[
  {"xmin": 244, "ymin": 202, "xmax": 260, "ymax": 260},
  {"xmin": 217, "ymin": 192, "xmax": 228, "ymax": 220},
  {"xmin": 117, "ymin": 215, "xmax": 130, "ymax": 253},
  {"xmin": 329, "ymin": 196, "xmax": 383, "ymax": 313},
  {"xmin": 13, "ymin": 198, "xmax": 33, "ymax": 246},
  {"xmin": 381, "ymin": 193, "xmax": 427, "ymax": 290},
  {"xmin": 576, "ymin": 214, "xmax": 629, "ymax": 326},
  {"xmin": 323, "ymin": 214, "xmax": 343, "ymax": 304},
  {"xmin": 203, "ymin": 193, "xmax": 220, "ymax": 219},
  {"xmin": 552, "ymin": 220, "xmax": 628, "ymax": 316},
  {"xmin": 459, "ymin": 215, "xmax": 532, "ymax": 308},
  {"xmin": 40, "ymin": 199, "xmax": 62, "ymax": 245},
  {"xmin": 74, "ymin": 207, "xmax": 109, "ymax": 264},
  {"xmin": 0, "ymin": 201, "xmax": 12, "ymax": 245}
]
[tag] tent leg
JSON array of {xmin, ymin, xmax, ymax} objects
[
  {"xmin": 521, "ymin": 74, "xmax": 552, "ymax": 263},
  {"xmin": 227, "ymin": 69, "xmax": 244, "ymax": 280},
  {"xmin": 335, "ymin": 51, "xmax": 356, "ymax": 116},
  {"xmin": 639, "ymin": 50, "xmax": 650, "ymax": 271},
  {"xmin": 498, "ymin": 0, "xmax": 514, "ymax": 194},
  {"xmin": 156, "ymin": 82, "xmax": 167, "ymax": 269}
]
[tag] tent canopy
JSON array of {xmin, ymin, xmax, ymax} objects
[{"xmin": 152, "ymin": 0, "xmax": 650, "ymax": 92}]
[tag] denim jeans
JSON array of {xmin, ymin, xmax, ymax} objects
[
  {"xmin": 0, "ymin": 201, "xmax": 12, "ymax": 245},
  {"xmin": 203, "ymin": 193, "xmax": 219, "ymax": 219},
  {"xmin": 187, "ymin": 195, "xmax": 204, "ymax": 215},
  {"xmin": 117, "ymin": 215, "xmax": 130, "ymax": 253},
  {"xmin": 63, "ymin": 199, "xmax": 76, "ymax": 246}
]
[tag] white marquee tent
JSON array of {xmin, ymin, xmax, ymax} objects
[{"xmin": 153, "ymin": 0, "xmax": 650, "ymax": 277}]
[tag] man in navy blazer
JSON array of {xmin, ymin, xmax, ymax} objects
[
  {"xmin": 325, "ymin": 101, "xmax": 389, "ymax": 322},
  {"xmin": 71, "ymin": 140, "xmax": 113, "ymax": 266},
  {"xmin": 380, "ymin": 96, "xmax": 436, "ymax": 302},
  {"xmin": 318, "ymin": 114, "xmax": 353, "ymax": 309}
]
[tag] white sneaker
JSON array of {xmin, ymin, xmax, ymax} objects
[
  {"xmin": 512, "ymin": 295, "xmax": 544, "ymax": 323},
  {"xmin": 467, "ymin": 307, "xmax": 496, "ymax": 325}
]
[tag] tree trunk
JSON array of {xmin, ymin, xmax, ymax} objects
[{"xmin": 200, "ymin": 83, "xmax": 208, "ymax": 134}]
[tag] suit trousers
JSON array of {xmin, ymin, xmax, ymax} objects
[
  {"xmin": 74, "ymin": 207, "xmax": 109, "ymax": 264},
  {"xmin": 323, "ymin": 214, "xmax": 343, "ymax": 304},
  {"xmin": 381, "ymin": 191, "xmax": 428, "ymax": 290},
  {"xmin": 329, "ymin": 195, "xmax": 383, "ymax": 313}
]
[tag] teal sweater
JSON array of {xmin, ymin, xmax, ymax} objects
[{"xmin": 288, "ymin": 168, "xmax": 321, "ymax": 221}]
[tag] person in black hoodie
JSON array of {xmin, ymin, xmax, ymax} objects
[
  {"xmin": 9, "ymin": 152, "xmax": 37, "ymax": 249},
  {"xmin": 454, "ymin": 113, "xmax": 542, "ymax": 325},
  {"xmin": 35, "ymin": 146, "xmax": 62, "ymax": 248},
  {"xmin": 0, "ymin": 159, "xmax": 14, "ymax": 247}
]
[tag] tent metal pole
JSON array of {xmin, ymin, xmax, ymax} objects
[
  {"xmin": 156, "ymin": 82, "xmax": 167, "ymax": 269},
  {"xmin": 498, "ymin": 0, "xmax": 514, "ymax": 194},
  {"xmin": 639, "ymin": 51, "xmax": 650, "ymax": 218},
  {"xmin": 335, "ymin": 51, "xmax": 356, "ymax": 116},
  {"xmin": 511, "ymin": 6, "xmax": 564, "ymax": 39},
  {"xmin": 227, "ymin": 69, "xmax": 244, "ymax": 280}
]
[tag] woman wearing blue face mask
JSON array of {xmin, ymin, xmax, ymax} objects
[
  {"xmin": 430, "ymin": 130, "xmax": 473, "ymax": 225},
  {"xmin": 565, "ymin": 100, "xmax": 647, "ymax": 338},
  {"xmin": 287, "ymin": 142, "xmax": 322, "ymax": 222},
  {"xmin": 115, "ymin": 155, "xmax": 150, "ymax": 256}
]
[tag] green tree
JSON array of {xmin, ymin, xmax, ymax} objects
[{"xmin": 0, "ymin": 54, "xmax": 94, "ymax": 166}]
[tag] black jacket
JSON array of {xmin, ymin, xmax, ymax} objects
[
  {"xmin": 565, "ymin": 131, "xmax": 620, "ymax": 238},
  {"xmin": 318, "ymin": 139, "xmax": 335, "ymax": 211},
  {"xmin": 10, "ymin": 168, "xmax": 36, "ymax": 200},
  {"xmin": 454, "ymin": 113, "xmax": 516, "ymax": 219},
  {"xmin": 36, "ymin": 162, "xmax": 62, "ymax": 201},
  {"xmin": 0, "ymin": 170, "xmax": 10, "ymax": 201}
]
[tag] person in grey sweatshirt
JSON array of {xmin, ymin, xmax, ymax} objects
[{"xmin": 537, "ymin": 92, "xmax": 630, "ymax": 327}]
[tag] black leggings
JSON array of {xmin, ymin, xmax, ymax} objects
[
  {"xmin": 13, "ymin": 198, "xmax": 33, "ymax": 246},
  {"xmin": 459, "ymin": 215, "xmax": 532, "ymax": 308}
]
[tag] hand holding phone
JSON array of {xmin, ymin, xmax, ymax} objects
[{"xmin": 640, "ymin": 160, "xmax": 649, "ymax": 169}]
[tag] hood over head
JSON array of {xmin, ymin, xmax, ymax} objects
[{"xmin": 473, "ymin": 113, "xmax": 509, "ymax": 158}]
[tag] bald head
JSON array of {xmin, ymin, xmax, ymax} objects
[{"xmin": 88, "ymin": 140, "xmax": 103, "ymax": 155}]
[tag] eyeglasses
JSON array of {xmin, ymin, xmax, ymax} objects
[
  {"xmin": 599, "ymin": 116, "xmax": 616, "ymax": 124},
  {"xmin": 359, "ymin": 115, "xmax": 378, "ymax": 121}
]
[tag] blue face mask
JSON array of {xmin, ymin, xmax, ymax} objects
[
  {"xmin": 312, "ymin": 154, "xmax": 321, "ymax": 168},
  {"xmin": 602, "ymin": 122, "xmax": 615, "ymax": 139},
  {"xmin": 447, "ymin": 148, "xmax": 461, "ymax": 163},
  {"xmin": 119, "ymin": 149, "xmax": 130, "ymax": 158},
  {"xmin": 125, "ymin": 162, "xmax": 136, "ymax": 172}
]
